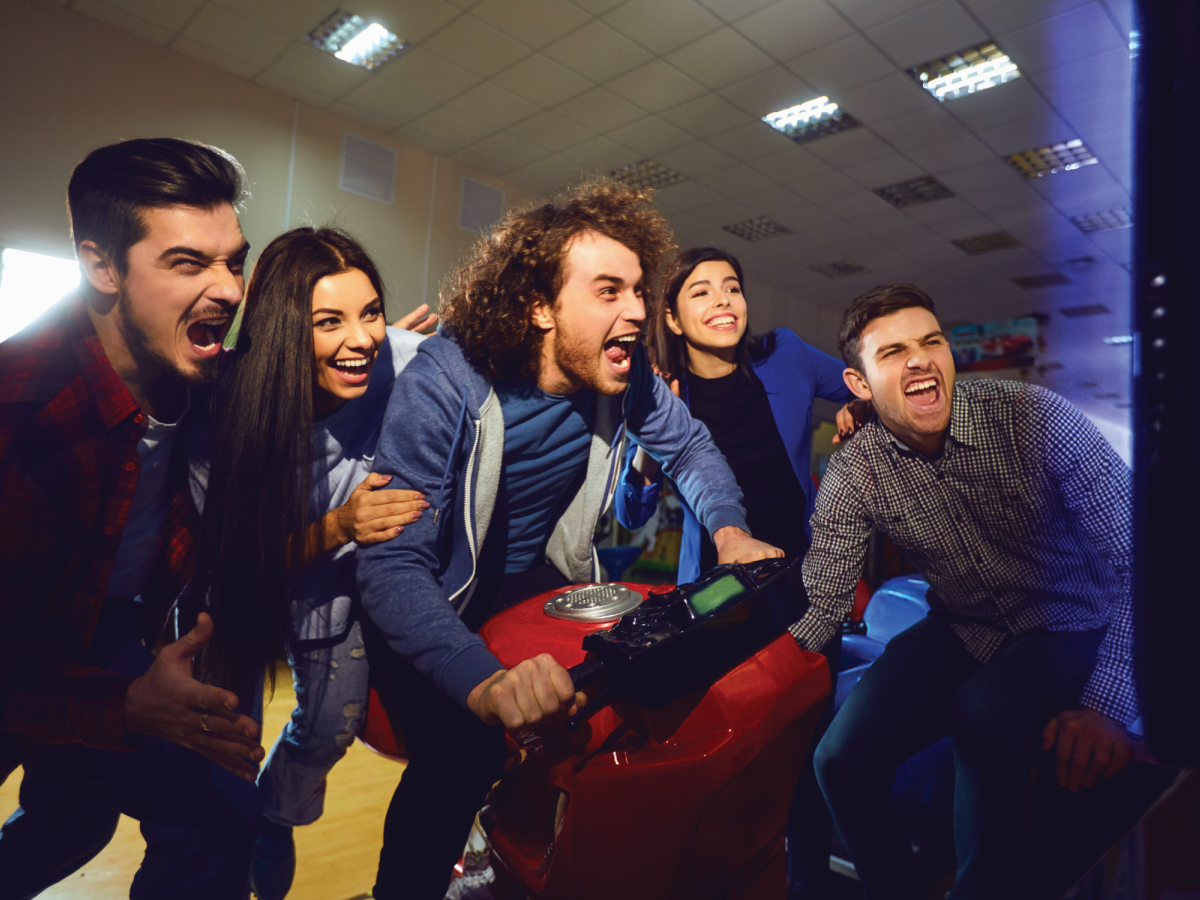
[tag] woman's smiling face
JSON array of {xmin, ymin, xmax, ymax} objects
[
  {"xmin": 667, "ymin": 259, "xmax": 748, "ymax": 357},
  {"xmin": 310, "ymin": 268, "xmax": 386, "ymax": 416}
]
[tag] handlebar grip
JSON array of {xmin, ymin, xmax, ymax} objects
[{"xmin": 567, "ymin": 658, "xmax": 606, "ymax": 690}]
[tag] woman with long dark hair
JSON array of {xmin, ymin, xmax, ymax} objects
[
  {"xmin": 187, "ymin": 227, "xmax": 429, "ymax": 900},
  {"xmin": 615, "ymin": 245, "xmax": 863, "ymax": 900}
]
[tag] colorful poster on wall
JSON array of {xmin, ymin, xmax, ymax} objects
[{"xmin": 949, "ymin": 317, "xmax": 1038, "ymax": 372}]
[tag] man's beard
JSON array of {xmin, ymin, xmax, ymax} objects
[
  {"xmin": 118, "ymin": 295, "xmax": 220, "ymax": 387},
  {"xmin": 550, "ymin": 321, "xmax": 628, "ymax": 396}
]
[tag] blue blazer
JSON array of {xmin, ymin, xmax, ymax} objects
[{"xmin": 615, "ymin": 328, "xmax": 853, "ymax": 584}]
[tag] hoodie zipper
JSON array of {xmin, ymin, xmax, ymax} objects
[{"xmin": 447, "ymin": 417, "xmax": 482, "ymax": 604}]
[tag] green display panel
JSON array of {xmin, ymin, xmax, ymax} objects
[{"xmin": 687, "ymin": 573, "xmax": 746, "ymax": 617}]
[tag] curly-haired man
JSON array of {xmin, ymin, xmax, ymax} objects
[{"xmin": 356, "ymin": 179, "xmax": 781, "ymax": 899}]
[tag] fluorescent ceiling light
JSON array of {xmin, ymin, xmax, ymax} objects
[
  {"xmin": 909, "ymin": 42, "xmax": 1021, "ymax": 102},
  {"xmin": 1103, "ymin": 335, "xmax": 1134, "ymax": 344},
  {"xmin": 307, "ymin": 11, "xmax": 406, "ymax": 70},
  {"xmin": 611, "ymin": 159, "xmax": 687, "ymax": 191},
  {"xmin": 722, "ymin": 216, "xmax": 792, "ymax": 242},
  {"xmin": 873, "ymin": 176, "xmax": 955, "ymax": 209},
  {"xmin": 1006, "ymin": 140, "xmax": 1098, "ymax": 178},
  {"xmin": 812, "ymin": 259, "xmax": 867, "ymax": 279},
  {"xmin": 1071, "ymin": 209, "xmax": 1133, "ymax": 234},
  {"xmin": 762, "ymin": 97, "xmax": 859, "ymax": 145}
]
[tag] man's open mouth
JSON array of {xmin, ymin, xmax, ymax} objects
[
  {"xmin": 603, "ymin": 333, "xmax": 639, "ymax": 373},
  {"xmin": 186, "ymin": 318, "xmax": 230, "ymax": 358},
  {"xmin": 904, "ymin": 377, "xmax": 941, "ymax": 409}
]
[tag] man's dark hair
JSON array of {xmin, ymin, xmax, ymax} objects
[
  {"xmin": 837, "ymin": 283, "xmax": 938, "ymax": 371},
  {"xmin": 67, "ymin": 138, "xmax": 248, "ymax": 277},
  {"xmin": 439, "ymin": 177, "xmax": 674, "ymax": 386}
]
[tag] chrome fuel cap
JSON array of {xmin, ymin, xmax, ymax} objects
[{"xmin": 543, "ymin": 584, "xmax": 643, "ymax": 623}]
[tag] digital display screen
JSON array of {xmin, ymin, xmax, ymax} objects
[{"xmin": 687, "ymin": 573, "xmax": 746, "ymax": 617}]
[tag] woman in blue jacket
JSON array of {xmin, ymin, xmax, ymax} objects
[{"xmin": 615, "ymin": 245, "xmax": 860, "ymax": 900}]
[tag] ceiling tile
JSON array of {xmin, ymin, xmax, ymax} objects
[
  {"xmin": 1027, "ymin": 46, "xmax": 1132, "ymax": 110},
  {"xmin": 961, "ymin": 181, "xmax": 1047, "ymax": 217},
  {"xmin": 657, "ymin": 142, "xmax": 739, "ymax": 178},
  {"xmin": 927, "ymin": 214, "xmax": 1001, "ymax": 240},
  {"xmin": 750, "ymin": 147, "xmax": 833, "ymax": 182},
  {"xmin": 998, "ymin": 2, "xmax": 1125, "ymax": 75},
  {"xmin": 705, "ymin": 121, "xmax": 797, "ymax": 162},
  {"xmin": 453, "ymin": 131, "xmax": 549, "ymax": 173},
  {"xmin": 490, "ymin": 58, "xmax": 590, "ymax": 108},
  {"xmin": 901, "ymin": 196, "xmax": 978, "ymax": 225},
  {"xmin": 649, "ymin": 180, "xmax": 726, "ymax": 210},
  {"xmin": 936, "ymin": 159, "xmax": 1023, "ymax": 195},
  {"xmin": 903, "ymin": 133, "xmax": 998, "ymax": 173},
  {"xmin": 172, "ymin": 38, "xmax": 262, "ymax": 80},
  {"xmin": 341, "ymin": 76, "xmax": 441, "ymax": 124},
  {"xmin": 509, "ymin": 153, "xmax": 591, "ymax": 193},
  {"xmin": 603, "ymin": 0, "xmax": 723, "ymax": 55},
  {"xmin": 1101, "ymin": 0, "xmax": 1134, "ymax": 36},
  {"xmin": 1026, "ymin": 163, "xmax": 1127, "ymax": 213},
  {"xmin": 816, "ymin": 191, "xmax": 895, "ymax": 218},
  {"xmin": 422, "ymin": 14, "xmax": 532, "ymax": 78},
  {"xmin": 872, "ymin": 106, "xmax": 970, "ymax": 151},
  {"xmin": 791, "ymin": 170, "xmax": 862, "ymax": 203},
  {"xmin": 605, "ymin": 61, "xmax": 708, "ymax": 112},
  {"xmin": 211, "ymin": 0, "xmax": 336, "ymax": 39},
  {"xmin": 73, "ymin": 0, "xmax": 174, "ymax": 45},
  {"xmin": 97, "ymin": 0, "xmax": 205, "ymax": 32},
  {"xmin": 961, "ymin": 0, "xmax": 1092, "ymax": 37},
  {"xmin": 841, "ymin": 154, "xmax": 926, "ymax": 189},
  {"xmin": 665, "ymin": 27, "xmax": 776, "ymax": 90},
  {"xmin": 825, "ymin": 0, "xmax": 938, "ymax": 31},
  {"xmin": 449, "ymin": 82, "xmax": 542, "ymax": 129},
  {"xmin": 773, "ymin": 203, "xmax": 843, "ymax": 232},
  {"xmin": 406, "ymin": 105, "xmax": 496, "ymax": 146},
  {"xmin": 178, "ymin": 5, "xmax": 290, "ymax": 69},
  {"xmin": 263, "ymin": 42, "xmax": 371, "ymax": 98},
  {"xmin": 471, "ymin": 0, "xmax": 590, "ymax": 47},
  {"xmin": 607, "ymin": 117, "xmax": 694, "ymax": 156},
  {"xmin": 255, "ymin": 71, "xmax": 336, "ymax": 106},
  {"xmin": 329, "ymin": 100, "xmax": 405, "ymax": 134},
  {"xmin": 542, "ymin": 19, "xmax": 654, "ymax": 82},
  {"xmin": 560, "ymin": 135, "xmax": 640, "ymax": 171},
  {"xmin": 804, "ymin": 129, "xmax": 896, "ymax": 168},
  {"xmin": 975, "ymin": 112, "xmax": 1075, "ymax": 156},
  {"xmin": 944, "ymin": 78, "xmax": 1054, "ymax": 132},
  {"xmin": 394, "ymin": 124, "xmax": 464, "ymax": 156},
  {"xmin": 719, "ymin": 66, "xmax": 817, "ymax": 117},
  {"xmin": 697, "ymin": 165, "xmax": 774, "ymax": 197},
  {"xmin": 697, "ymin": 0, "xmax": 778, "ymax": 22},
  {"xmin": 733, "ymin": 0, "xmax": 856, "ymax": 62},
  {"xmin": 374, "ymin": 48, "xmax": 480, "ymax": 102},
  {"xmin": 508, "ymin": 111, "xmax": 596, "ymax": 152},
  {"xmin": 662, "ymin": 94, "xmax": 755, "ymax": 138},
  {"xmin": 1059, "ymin": 90, "xmax": 1131, "ymax": 149},
  {"xmin": 737, "ymin": 185, "xmax": 808, "ymax": 215},
  {"xmin": 837, "ymin": 72, "xmax": 933, "ymax": 125},
  {"xmin": 554, "ymin": 87, "xmax": 646, "ymax": 131},
  {"xmin": 865, "ymin": 0, "xmax": 990, "ymax": 68},
  {"xmin": 356, "ymin": 0, "xmax": 461, "ymax": 43},
  {"xmin": 690, "ymin": 198, "xmax": 757, "ymax": 226},
  {"xmin": 786, "ymin": 34, "xmax": 898, "ymax": 96},
  {"xmin": 571, "ymin": 0, "xmax": 625, "ymax": 13},
  {"xmin": 849, "ymin": 207, "xmax": 920, "ymax": 237}
]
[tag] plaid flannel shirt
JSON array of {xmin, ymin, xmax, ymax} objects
[
  {"xmin": 793, "ymin": 380, "xmax": 1137, "ymax": 724},
  {"xmin": 0, "ymin": 295, "xmax": 198, "ymax": 764}
]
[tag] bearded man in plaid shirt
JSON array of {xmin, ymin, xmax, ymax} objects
[
  {"xmin": 796, "ymin": 284, "xmax": 1171, "ymax": 899},
  {"xmin": 0, "ymin": 138, "xmax": 264, "ymax": 898}
]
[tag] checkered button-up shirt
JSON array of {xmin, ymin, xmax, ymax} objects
[
  {"xmin": 793, "ymin": 380, "xmax": 1137, "ymax": 724},
  {"xmin": 0, "ymin": 295, "xmax": 198, "ymax": 764}
]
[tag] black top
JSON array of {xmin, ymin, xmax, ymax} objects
[{"xmin": 686, "ymin": 366, "xmax": 809, "ymax": 573}]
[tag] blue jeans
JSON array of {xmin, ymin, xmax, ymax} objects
[
  {"xmin": 814, "ymin": 613, "xmax": 1106, "ymax": 900},
  {"xmin": 258, "ymin": 619, "xmax": 369, "ymax": 827},
  {"xmin": 0, "ymin": 607, "xmax": 260, "ymax": 900}
]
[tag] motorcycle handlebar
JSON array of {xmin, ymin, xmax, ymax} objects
[{"xmin": 567, "ymin": 658, "xmax": 606, "ymax": 691}]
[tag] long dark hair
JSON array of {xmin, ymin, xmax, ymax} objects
[
  {"xmin": 191, "ymin": 227, "xmax": 385, "ymax": 699},
  {"xmin": 650, "ymin": 246, "xmax": 776, "ymax": 395}
]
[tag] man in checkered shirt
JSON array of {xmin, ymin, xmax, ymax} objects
[{"xmin": 797, "ymin": 284, "xmax": 1153, "ymax": 899}]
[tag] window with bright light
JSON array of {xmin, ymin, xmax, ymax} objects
[{"xmin": 0, "ymin": 248, "xmax": 80, "ymax": 343}]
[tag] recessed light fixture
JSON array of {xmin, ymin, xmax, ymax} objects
[
  {"xmin": 908, "ymin": 42, "xmax": 1022, "ymax": 102},
  {"xmin": 873, "ymin": 176, "xmax": 955, "ymax": 209},
  {"xmin": 307, "ymin": 11, "xmax": 407, "ymax": 70},
  {"xmin": 611, "ymin": 159, "xmax": 687, "ymax": 191},
  {"xmin": 1103, "ymin": 335, "xmax": 1134, "ymax": 344},
  {"xmin": 811, "ymin": 259, "xmax": 868, "ymax": 279},
  {"xmin": 952, "ymin": 232, "xmax": 1021, "ymax": 254},
  {"xmin": 1014, "ymin": 273, "xmax": 1072, "ymax": 290},
  {"xmin": 721, "ymin": 216, "xmax": 793, "ymax": 242},
  {"xmin": 762, "ymin": 97, "xmax": 860, "ymax": 145},
  {"xmin": 1071, "ymin": 209, "xmax": 1133, "ymax": 234},
  {"xmin": 1006, "ymin": 140, "xmax": 1098, "ymax": 178},
  {"xmin": 1058, "ymin": 304, "xmax": 1111, "ymax": 318}
]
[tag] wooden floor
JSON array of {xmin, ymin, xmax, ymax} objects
[{"xmin": 0, "ymin": 664, "xmax": 405, "ymax": 900}]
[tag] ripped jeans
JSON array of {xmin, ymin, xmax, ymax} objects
[{"xmin": 257, "ymin": 618, "xmax": 369, "ymax": 827}]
